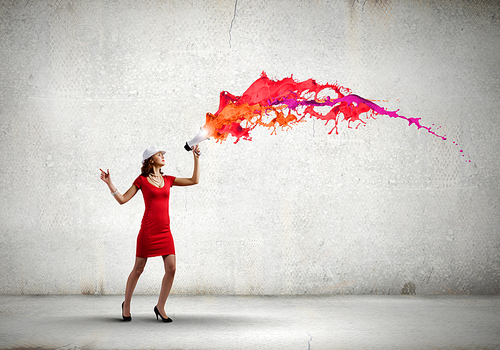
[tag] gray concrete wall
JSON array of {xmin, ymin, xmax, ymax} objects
[{"xmin": 0, "ymin": 0, "xmax": 499, "ymax": 295}]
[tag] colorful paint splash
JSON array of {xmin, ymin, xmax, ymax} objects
[{"xmin": 201, "ymin": 72, "xmax": 469, "ymax": 161}]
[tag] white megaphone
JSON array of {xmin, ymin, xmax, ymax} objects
[{"xmin": 184, "ymin": 127, "xmax": 209, "ymax": 153}]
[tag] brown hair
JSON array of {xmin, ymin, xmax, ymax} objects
[{"xmin": 140, "ymin": 156, "xmax": 164, "ymax": 177}]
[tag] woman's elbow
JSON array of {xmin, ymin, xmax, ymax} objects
[{"xmin": 189, "ymin": 177, "xmax": 199, "ymax": 185}]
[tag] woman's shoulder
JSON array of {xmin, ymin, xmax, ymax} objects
[
  {"xmin": 133, "ymin": 174, "xmax": 146, "ymax": 186},
  {"xmin": 163, "ymin": 175, "xmax": 176, "ymax": 185}
]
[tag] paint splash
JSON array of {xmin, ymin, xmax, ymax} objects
[{"xmin": 202, "ymin": 72, "xmax": 469, "ymax": 161}]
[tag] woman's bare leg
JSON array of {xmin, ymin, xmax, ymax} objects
[
  {"xmin": 123, "ymin": 257, "xmax": 147, "ymax": 317},
  {"xmin": 156, "ymin": 254, "xmax": 176, "ymax": 318}
]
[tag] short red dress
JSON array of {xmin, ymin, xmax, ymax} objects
[{"xmin": 133, "ymin": 175, "xmax": 176, "ymax": 258}]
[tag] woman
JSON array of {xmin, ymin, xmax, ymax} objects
[{"xmin": 100, "ymin": 144, "xmax": 200, "ymax": 322}]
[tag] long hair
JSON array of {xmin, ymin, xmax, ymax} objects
[{"xmin": 140, "ymin": 156, "xmax": 164, "ymax": 177}]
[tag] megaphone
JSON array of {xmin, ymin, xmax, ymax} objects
[{"xmin": 184, "ymin": 127, "xmax": 209, "ymax": 152}]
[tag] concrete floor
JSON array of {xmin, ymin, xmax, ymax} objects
[{"xmin": 0, "ymin": 295, "xmax": 499, "ymax": 350}]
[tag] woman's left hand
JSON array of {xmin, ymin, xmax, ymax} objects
[{"xmin": 192, "ymin": 145, "xmax": 201, "ymax": 158}]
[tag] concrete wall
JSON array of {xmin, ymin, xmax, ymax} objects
[{"xmin": 1, "ymin": 0, "xmax": 499, "ymax": 295}]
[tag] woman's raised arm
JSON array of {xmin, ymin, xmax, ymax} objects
[
  {"xmin": 100, "ymin": 168, "xmax": 138, "ymax": 205},
  {"xmin": 173, "ymin": 145, "xmax": 200, "ymax": 187}
]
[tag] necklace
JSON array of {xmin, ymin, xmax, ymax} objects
[{"xmin": 148, "ymin": 173, "xmax": 164, "ymax": 188}]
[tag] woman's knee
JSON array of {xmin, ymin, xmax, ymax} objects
[
  {"xmin": 165, "ymin": 261, "xmax": 176, "ymax": 276},
  {"xmin": 134, "ymin": 265, "xmax": 146, "ymax": 275},
  {"xmin": 133, "ymin": 259, "xmax": 147, "ymax": 275},
  {"xmin": 163, "ymin": 255, "xmax": 176, "ymax": 276}
]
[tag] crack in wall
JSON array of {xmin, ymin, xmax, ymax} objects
[
  {"xmin": 229, "ymin": 0, "xmax": 238, "ymax": 48},
  {"xmin": 352, "ymin": 0, "xmax": 368, "ymax": 11},
  {"xmin": 307, "ymin": 332, "xmax": 313, "ymax": 350}
]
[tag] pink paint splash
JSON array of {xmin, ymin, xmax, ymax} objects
[{"xmin": 201, "ymin": 72, "xmax": 469, "ymax": 161}]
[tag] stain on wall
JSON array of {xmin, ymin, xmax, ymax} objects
[{"xmin": 401, "ymin": 282, "xmax": 416, "ymax": 295}]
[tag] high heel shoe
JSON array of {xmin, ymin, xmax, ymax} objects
[
  {"xmin": 154, "ymin": 305, "xmax": 172, "ymax": 323},
  {"xmin": 122, "ymin": 302, "xmax": 132, "ymax": 322}
]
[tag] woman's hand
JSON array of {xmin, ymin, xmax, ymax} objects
[
  {"xmin": 192, "ymin": 145, "xmax": 201, "ymax": 158},
  {"xmin": 99, "ymin": 168, "xmax": 138, "ymax": 204},
  {"xmin": 100, "ymin": 168, "xmax": 111, "ymax": 185}
]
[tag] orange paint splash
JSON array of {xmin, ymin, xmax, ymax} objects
[{"xmin": 202, "ymin": 72, "xmax": 446, "ymax": 144}]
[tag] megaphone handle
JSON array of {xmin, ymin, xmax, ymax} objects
[{"xmin": 184, "ymin": 142, "xmax": 191, "ymax": 152}]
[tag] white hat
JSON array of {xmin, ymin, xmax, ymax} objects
[{"xmin": 142, "ymin": 146, "xmax": 165, "ymax": 164}]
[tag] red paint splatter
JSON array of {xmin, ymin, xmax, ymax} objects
[{"xmin": 203, "ymin": 72, "xmax": 446, "ymax": 145}]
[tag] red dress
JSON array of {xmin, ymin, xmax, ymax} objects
[{"xmin": 133, "ymin": 175, "xmax": 176, "ymax": 258}]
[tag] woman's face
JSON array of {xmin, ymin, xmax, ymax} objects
[{"xmin": 151, "ymin": 152, "xmax": 165, "ymax": 166}]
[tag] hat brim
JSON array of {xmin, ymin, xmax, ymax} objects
[{"xmin": 142, "ymin": 150, "xmax": 166, "ymax": 164}]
